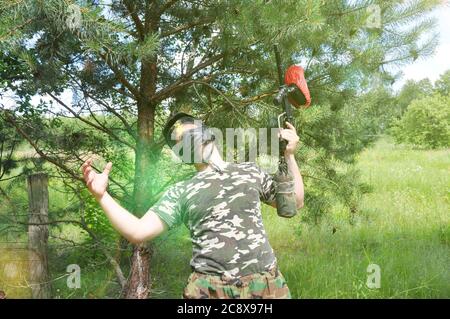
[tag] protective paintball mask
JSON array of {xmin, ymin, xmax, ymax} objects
[{"xmin": 162, "ymin": 113, "xmax": 215, "ymax": 164}]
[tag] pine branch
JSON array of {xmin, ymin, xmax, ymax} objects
[
  {"xmin": 191, "ymin": 80, "xmax": 239, "ymax": 109},
  {"xmin": 0, "ymin": 173, "xmax": 26, "ymax": 182},
  {"xmin": 63, "ymin": 69, "xmax": 137, "ymax": 138},
  {"xmin": 99, "ymin": 51, "xmax": 140, "ymax": 99},
  {"xmin": 159, "ymin": 0, "xmax": 179, "ymax": 15},
  {"xmin": 1, "ymin": 112, "xmax": 84, "ymax": 183},
  {"xmin": 241, "ymin": 89, "xmax": 278, "ymax": 105},
  {"xmin": 329, "ymin": 3, "xmax": 370, "ymax": 17},
  {"xmin": 0, "ymin": 185, "xmax": 23, "ymax": 225},
  {"xmin": 0, "ymin": 114, "xmax": 131, "ymax": 213},
  {"xmin": 153, "ymin": 53, "xmax": 224, "ymax": 102},
  {"xmin": 160, "ymin": 18, "xmax": 215, "ymax": 38},
  {"xmin": 81, "ymin": 89, "xmax": 137, "ymax": 141},
  {"xmin": 123, "ymin": 0, "xmax": 146, "ymax": 41},
  {"xmin": 47, "ymin": 92, "xmax": 136, "ymax": 150},
  {"xmin": 0, "ymin": 17, "xmax": 33, "ymax": 41}
]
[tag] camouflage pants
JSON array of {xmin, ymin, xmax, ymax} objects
[{"xmin": 183, "ymin": 267, "xmax": 291, "ymax": 299}]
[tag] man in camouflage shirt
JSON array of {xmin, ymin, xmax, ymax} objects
[{"xmin": 81, "ymin": 113, "xmax": 304, "ymax": 299}]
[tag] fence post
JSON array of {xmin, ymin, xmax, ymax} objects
[{"xmin": 27, "ymin": 172, "xmax": 51, "ymax": 299}]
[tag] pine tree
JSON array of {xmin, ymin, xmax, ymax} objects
[{"xmin": 0, "ymin": 0, "xmax": 441, "ymax": 298}]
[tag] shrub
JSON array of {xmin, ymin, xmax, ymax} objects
[{"xmin": 390, "ymin": 94, "xmax": 450, "ymax": 149}]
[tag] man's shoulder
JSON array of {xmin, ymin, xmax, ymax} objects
[
  {"xmin": 165, "ymin": 179, "xmax": 189, "ymax": 195},
  {"xmin": 236, "ymin": 161, "xmax": 260, "ymax": 171},
  {"xmin": 236, "ymin": 162, "xmax": 270, "ymax": 176}
]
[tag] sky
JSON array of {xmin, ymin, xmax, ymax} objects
[
  {"xmin": 1, "ymin": 2, "xmax": 450, "ymax": 108},
  {"xmin": 393, "ymin": 2, "xmax": 450, "ymax": 90}
]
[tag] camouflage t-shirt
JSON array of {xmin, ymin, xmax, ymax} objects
[{"xmin": 151, "ymin": 162, "xmax": 278, "ymax": 278}]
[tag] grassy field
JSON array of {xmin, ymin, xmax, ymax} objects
[
  {"xmin": 150, "ymin": 137, "xmax": 450, "ymax": 298},
  {"xmin": 1, "ymin": 137, "xmax": 449, "ymax": 298}
]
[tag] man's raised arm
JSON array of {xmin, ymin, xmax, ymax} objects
[
  {"xmin": 81, "ymin": 159, "xmax": 167, "ymax": 244},
  {"xmin": 280, "ymin": 122, "xmax": 305, "ymax": 209}
]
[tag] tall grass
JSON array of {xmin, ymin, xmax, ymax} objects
[
  {"xmin": 2, "ymin": 137, "xmax": 447, "ymax": 298},
  {"xmin": 150, "ymin": 137, "xmax": 450, "ymax": 298}
]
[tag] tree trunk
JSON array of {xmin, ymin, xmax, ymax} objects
[
  {"xmin": 122, "ymin": 102, "xmax": 157, "ymax": 299},
  {"xmin": 121, "ymin": 244, "xmax": 152, "ymax": 299},
  {"xmin": 122, "ymin": 16, "xmax": 159, "ymax": 296},
  {"xmin": 27, "ymin": 173, "xmax": 51, "ymax": 299}
]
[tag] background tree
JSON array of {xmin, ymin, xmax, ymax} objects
[
  {"xmin": 390, "ymin": 94, "xmax": 450, "ymax": 148},
  {"xmin": 434, "ymin": 69, "xmax": 450, "ymax": 96},
  {"xmin": 0, "ymin": 0, "xmax": 441, "ymax": 298},
  {"xmin": 395, "ymin": 78, "xmax": 434, "ymax": 114}
]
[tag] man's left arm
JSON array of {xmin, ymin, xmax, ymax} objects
[{"xmin": 280, "ymin": 122, "xmax": 304, "ymax": 209}]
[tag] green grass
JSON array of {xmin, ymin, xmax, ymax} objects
[
  {"xmin": 2, "ymin": 137, "xmax": 448, "ymax": 298},
  {"xmin": 150, "ymin": 137, "xmax": 450, "ymax": 298}
]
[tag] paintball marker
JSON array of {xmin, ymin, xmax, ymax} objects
[{"xmin": 272, "ymin": 45, "xmax": 311, "ymax": 218}]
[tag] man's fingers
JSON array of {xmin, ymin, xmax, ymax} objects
[
  {"xmin": 281, "ymin": 126, "xmax": 298, "ymax": 135},
  {"xmin": 280, "ymin": 130, "xmax": 299, "ymax": 142},
  {"xmin": 280, "ymin": 129, "xmax": 295, "ymax": 138},
  {"xmin": 81, "ymin": 158, "xmax": 94, "ymax": 173},
  {"xmin": 81, "ymin": 159, "xmax": 90, "ymax": 171},
  {"xmin": 83, "ymin": 167, "xmax": 93, "ymax": 181},
  {"xmin": 103, "ymin": 162, "xmax": 112, "ymax": 175},
  {"xmin": 285, "ymin": 121, "xmax": 296, "ymax": 131},
  {"xmin": 82, "ymin": 166, "xmax": 90, "ymax": 180}
]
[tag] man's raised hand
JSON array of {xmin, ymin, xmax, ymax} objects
[
  {"xmin": 81, "ymin": 159, "xmax": 112, "ymax": 201},
  {"xmin": 279, "ymin": 121, "xmax": 300, "ymax": 156}
]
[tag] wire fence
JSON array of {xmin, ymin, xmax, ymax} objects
[{"xmin": 0, "ymin": 240, "xmax": 129, "ymax": 255}]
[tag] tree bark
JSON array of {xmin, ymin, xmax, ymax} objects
[
  {"xmin": 122, "ymin": 8, "xmax": 160, "ymax": 297},
  {"xmin": 121, "ymin": 245, "xmax": 152, "ymax": 299},
  {"xmin": 122, "ymin": 98, "xmax": 155, "ymax": 299},
  {"xmin": 27, "ymin": 173, "xmax": 51, "ymax": 299}
]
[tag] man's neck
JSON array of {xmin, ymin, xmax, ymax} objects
[{"xmin": 194, "ymin": 148, "xmax": 227, "ymax": 172}]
